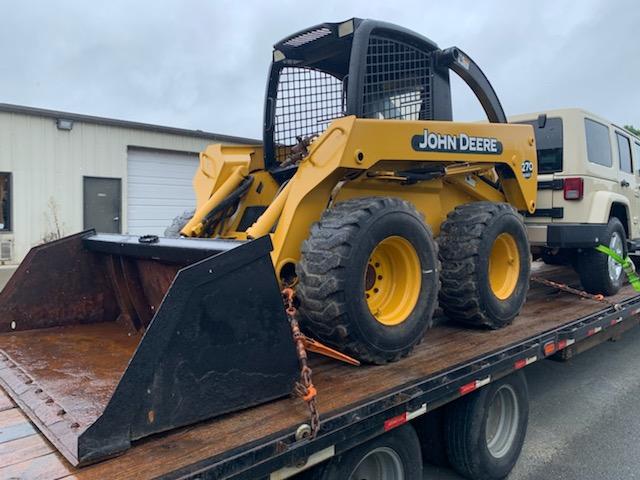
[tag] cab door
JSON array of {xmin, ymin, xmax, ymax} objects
[{"xmin": 614, "ymin": 130, "xmax": 640, "ymax": 238}]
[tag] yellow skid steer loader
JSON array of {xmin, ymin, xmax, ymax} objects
[{"xmin": 0, "ymin": 18, "xmax": 537, "ymax": 465}]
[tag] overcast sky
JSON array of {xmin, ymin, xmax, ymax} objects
[{"xmin": 1, "ymin": 0, "xmax": 638, "ymax": 139}]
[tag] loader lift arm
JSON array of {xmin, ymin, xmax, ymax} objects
[{"xmin": 436, "ymin": 47, "xmax": 507, "ymax": 123}]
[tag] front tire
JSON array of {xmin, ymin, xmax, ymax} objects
[
  {"xmin": 575, "ymin": 217, "xmax": 626, "ymax": 296},
  {"xmin": 438, "ymin": 202, "xmax": 531, "ymax": 329},
  {"xmin": 297, "ymin": 197, "xmax": 439, "ymax": 364}
]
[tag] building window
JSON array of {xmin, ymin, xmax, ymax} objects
[
  {"xmin": 0, "ymin": 173, "xmax": 10, "ymax": 231},
  {"xmin": 585, "ymin": 118, "xmax": 612, "ymax": 167}
]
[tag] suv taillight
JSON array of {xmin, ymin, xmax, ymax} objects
[{"xmin": 563, "ymin": 177, "xmax": 584, "ymax": 200}]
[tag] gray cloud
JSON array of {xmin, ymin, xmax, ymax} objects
[{"xmin": 0, "ymin": 0, "xmax": 638, "ymax": 138}]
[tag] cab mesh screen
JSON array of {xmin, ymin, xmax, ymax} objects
[
  {"xmin": 362, "ymin": 36, "xmax": 432, "ymax": 121},
  {"xmin": 273, "ymin": 67, "xmax": 344, "ymax": 163}
]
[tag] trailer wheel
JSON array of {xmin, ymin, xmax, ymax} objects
[
  {"xmin": 164, "ymin": 209, "xmax": 195, "ymax": 237},
  {"xmin": 445, "ymin": 371, "xmax": 529, "ymax": 480},
  {"xmin": 306, "ymin": 424, "xmax": 423, "ymax": 480},
  {"xmin": 297, "ymin": 197, "xmax": 439, "ymax": 364},
  {"xmin": 575, "ymin": 217, "xmax": 626, "ymax": 296},
  {"xmin": 438, "ymin": 202, "xmax": 530, "ymax": 329}
]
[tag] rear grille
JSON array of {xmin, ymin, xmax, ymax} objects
[
  {"xmin": 283, "ymin": 27, "xmax": 332, "ymax": 47},
  {"xmin": 273, "ymin": 67, "xmax": 345, "ymax": 163},
  {"xmin": 362, "ymin": 36, "xmax": 432, "ymax": 121}
]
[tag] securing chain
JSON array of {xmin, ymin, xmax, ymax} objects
[
  {"xmin": 531, "ymin": 276, "xmax": 621, "ymax": 311},
  {"xmin": 282, "ymin": 287, "xmax": 320, "ymax": 438}
]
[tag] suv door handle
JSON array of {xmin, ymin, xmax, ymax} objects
[{"xmin": 621, "ymin": 180, "xmax": 630, "ymax": 187}]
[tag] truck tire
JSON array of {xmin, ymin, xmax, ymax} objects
[
  {"xmin": 297, "ymin": 197, "xmax": 439, "ymax": 364},
  {"xmin": 444, "ymin": 370, "xmax": 529, "ymax": 480},
  {"xmin": 438, "ymin": 202, "xmax": 530, "ymax": 329},
  {"xmin": 164, "ymin": 209, "xmax": 195, "ymax": 237},
  {"xmin": 575, "ymin": 217, "xmax": 626, "ymax": 296},
  {"xmin": 305, "ymin": 424, "xmax": 423, "ymax": 480}
]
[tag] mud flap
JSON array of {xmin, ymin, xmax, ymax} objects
[{"xmin": 0, "ymin": 232, "xmax": 299, "ymax": 466}]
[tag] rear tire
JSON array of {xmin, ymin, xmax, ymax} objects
[
  {"xmin": 445, "ymin": 371, "xmax": 529, "ymax": 480},
  {"xmin": 164, "ymin": 209, "xmax": 195, "ymax": 237},
  {"xmin": 297, "ymin": 197, "xmax": 439, "ymax": 364},
  {"xmin": 305, "ymin": 424, "xmax": 423, "ymax": 480},
  {"xmin": 438, "ymin": 202, "xmax": 531, "ymax": 329},
  {"xmin": 575, "ymin": 217, "xmax": 626, "ymax": 296}
]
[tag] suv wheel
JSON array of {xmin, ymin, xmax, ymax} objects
[{"xmin": 576, "ymin": 217, "xmax": 626, "ymax": 296}]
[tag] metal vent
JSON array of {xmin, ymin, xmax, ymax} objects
[
  {"xmin": 0, "ymin": 239, "xmax": 12, "ymax": 261},
  {"xmin": 273, "ymin": 67, "xmax": 345, "ymax": 163},
  {"xmin": 362, "ymin": 36, "xmax": 432, "ymax": 121},
  {"xmin": 283, "ymin": 27, "xmax": 332, "ymax": 47}
]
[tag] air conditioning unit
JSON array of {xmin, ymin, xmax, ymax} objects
[{"xmin": 0, "ymin": 239, "xmax": 13, "ymax": 262}]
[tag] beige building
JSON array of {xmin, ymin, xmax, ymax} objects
[{"xmin": 0, "ymin": 103, "xmax": 257, "ymax": 284}]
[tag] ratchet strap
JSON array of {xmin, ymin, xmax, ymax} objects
[{"xmin": 595, "ymin": 245, "xmax": 640, "ymax": 292}]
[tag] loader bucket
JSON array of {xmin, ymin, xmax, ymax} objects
[{"xmin": 0, "ymin": 231, "xmax": 299, "ymax": 466}]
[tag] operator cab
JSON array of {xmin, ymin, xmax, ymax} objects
[{"xmin": 263, "ymin": 18, "xmax": 507, "ymax": 176}]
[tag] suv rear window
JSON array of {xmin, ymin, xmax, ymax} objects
[
  {"xmin": 585, "ymin": 118, "xmax": 612, "ymax": 167},
  {"xmin": 516, "ymin": 117, "xmax": 563, "ymax": 173},
  {"xmin": 616, "ymin": 132, "xmax": 633, "ymax": 173}
]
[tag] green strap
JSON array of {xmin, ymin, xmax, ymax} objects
[{"xmin": 595, "ymin": 245, "xmax": 640, "ymax": 291}]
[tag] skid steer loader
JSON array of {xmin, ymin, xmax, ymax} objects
[{"xmin": 0, "ymin": 18, "xmax": 537, "ymax": 465}]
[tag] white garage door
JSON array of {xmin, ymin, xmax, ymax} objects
[{"xmin": 127, "ymin": 149, "xmax": 199, "ymax": 236}]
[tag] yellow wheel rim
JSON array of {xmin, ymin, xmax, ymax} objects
[
  {"xmin": 365, "ymin": 236, "xmax": 422, "ymax": 326},
  {"xmin": 489, "ymin": 233, "xmax": 520, "ymax": 300}
]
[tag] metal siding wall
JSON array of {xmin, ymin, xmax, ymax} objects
[{"xmin": 0, "ymin": 111, "xmax": 226, "ymax": 264}]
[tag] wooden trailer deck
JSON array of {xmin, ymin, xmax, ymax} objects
[{"xmin": 1, "ymin": 264, "xmax": 638, "ymax": 480}]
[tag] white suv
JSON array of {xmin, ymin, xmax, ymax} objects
[{"xmin": 509, "ymin": 108, "xmax": 640, "ymax": 295}]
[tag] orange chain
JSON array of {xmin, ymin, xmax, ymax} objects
[{"xmin": 282, "ymin": 288, "xmax": 320, "ymax": 438}]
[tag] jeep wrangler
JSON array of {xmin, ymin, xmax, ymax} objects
[{"xmin": 510, "ymin": 108, "xmax": 640, "ymax": 296}]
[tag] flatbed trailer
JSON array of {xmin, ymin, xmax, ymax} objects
[{"xmin": 2, "ymin": 263, "xmax": 640, "ymax": 480}]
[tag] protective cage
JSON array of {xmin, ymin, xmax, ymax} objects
[
  {"xmin": 263, "ymin": 18, "xmax": 452, "ymax": 169},
  {"xmin": 0, "ymin": 232, "xmax": 299, "ymax": 466},
  {"xmin": 263, "ymin": 18, "xmax": 508, "ymax": 170},
  {"xmin": 361, "ymin": 35, "xmax": 433, "ymax": 121},
  {"xmin": 272, "ymin": 66, "xmax": 346, "ymax": 164}
]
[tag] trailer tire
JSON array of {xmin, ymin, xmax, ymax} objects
[
  {"xmin": 438, "ymin": 202, "xmax": 531, "ymax": 329},
  {"xmin": 297, "ymin": 197, "xmax": 439, "ymax": 364},
  {"xmin": 445, "ymin": 371, "xmax": 529, "ymax": 480},
  {"xmin": 305, "ymin": 424, "xmax": 423, "ymax": 480},
  {"xmin": 164, "ymin": 209, "xmax": 195, "ymax": 237},
  {"xmin": 575, "ymin": 217, "xmax": 626, "ymax": 296}
]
